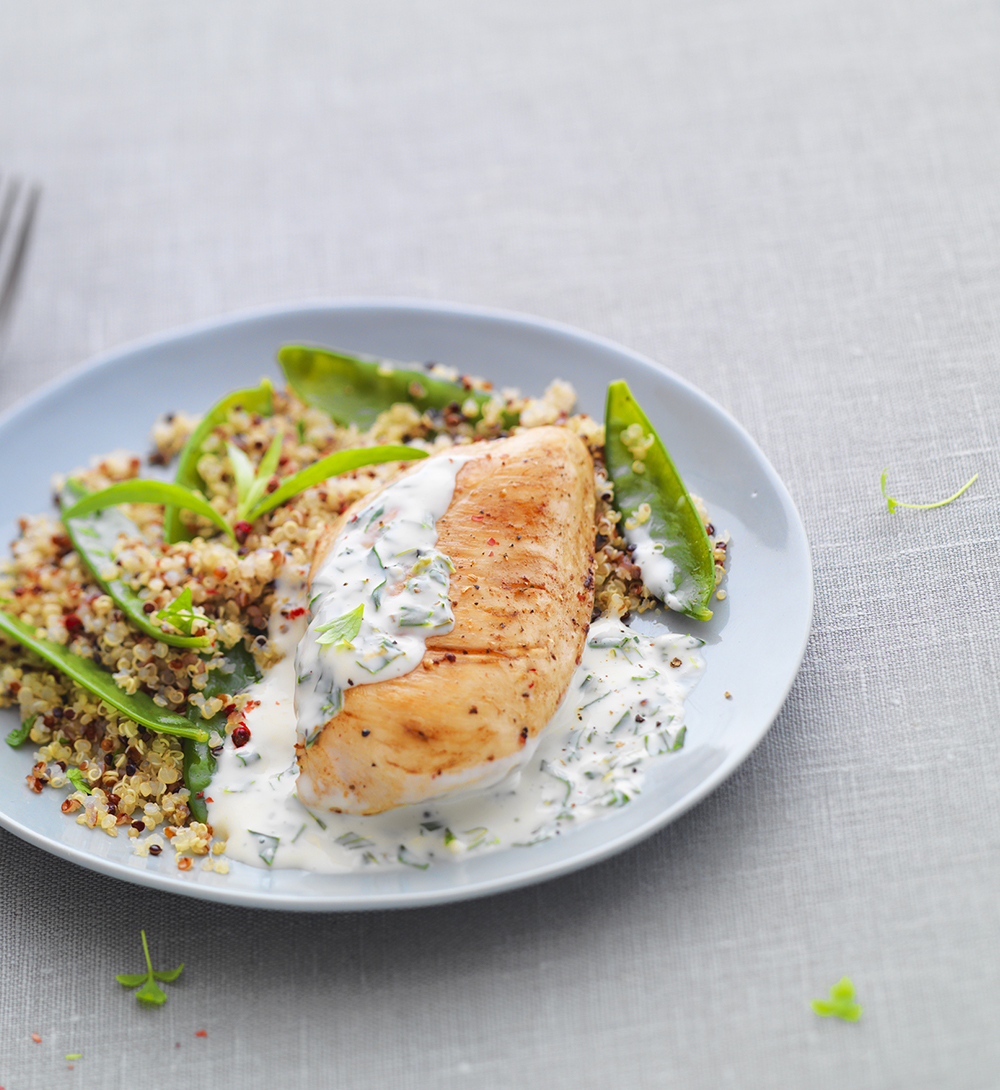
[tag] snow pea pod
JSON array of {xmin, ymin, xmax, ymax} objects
[
  {"xmin": 182, "ymin": 737, "xmax": 216, "ymax": 824},
  {"xmin": 165, "ymin": 379, "xmax": 274, "ymax": 543},
  {"xmin": 245, "ymin": 443, "xmax": 426, "ymax": 523},
  {"xmin": 0, "ymin": 610, "xmax": 210, "ymax": 742},
  {"xmin": 182, "ymin": 640, "xmax": 262, "ymax": 822},
  {"xmin": 278, "ymin": 345, "xmax": 516, "ymax": 430},
  {"xmin": 604, "ymin": 380, "xmax": 715, "ymax": 622},
  {"xmin": 62, "ymin": 480, "xmax": 235, "ymax": 543},
  {"xmin": 61, "ymin": 482, "xmax": 213, "ymax": 649}
]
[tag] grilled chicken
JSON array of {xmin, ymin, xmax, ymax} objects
[{"xmin": 296, "ymin": 425, "xmax": 596, "ymax": 813}]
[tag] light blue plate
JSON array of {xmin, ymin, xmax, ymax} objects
[{"xmin": 0, "ymin": 300, "xmax": 812, "ymax": 910}]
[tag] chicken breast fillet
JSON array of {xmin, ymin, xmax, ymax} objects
[{"xmin": 296, "ymin": 425, "xmax": 596, "ymax": 814}]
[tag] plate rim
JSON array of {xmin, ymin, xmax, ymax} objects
[{"xmin": 0, "ymin": 297, "xmax": 814, "ymax": 910}]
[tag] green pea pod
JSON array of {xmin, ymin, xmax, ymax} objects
[
  {"xmin": 61, "ymin": 482, "xmax": 213, "ymax": 649},
  {"xmin": 182, "ymin": 640, "xmax": 263, "ymax": 822},
  {"xmin": 278, "ymin": 344, "xmax": 517, "ymax": 430},
  {"xmin": 0, "ymin": 609, "xmax": 209, "ymax": 742},
  {"xmin": 245, "ymin": 444, "xmax": 427, "ymax": 523},
  {"xmin": 62, "ymin": 480, "xmax": 235, "ymax": 543},
  {"xmin": 181, "ymin": 736, "xmax": 216, "ymax": 824},
  {"xmin": 604, "ymin": 380, "xmax": 715, "ymax": 622},
  {"xmin": 165, "ymin": 379, "xmax": 274, "ymax": 543}
]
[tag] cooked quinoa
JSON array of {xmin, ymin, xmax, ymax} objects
[{"xmin": 0, "ymin": 369, "xmax": 726, "ymax": 870}]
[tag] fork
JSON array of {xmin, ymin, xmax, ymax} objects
[{"xmin": 0, "ymin": 174, "xmax": 42, "ymax": 339}]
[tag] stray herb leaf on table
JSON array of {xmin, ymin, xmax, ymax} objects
[
  {"xmin": 116, "ymin": 930, "xmax": 184, "ymax": 1006},
  {"xmin": 880, "ymin": 467, "xmax": 978, "ymax": 513},
  {"xmin": 811, "ymin": 976, "xmax": 862, "ymax": 1022}
]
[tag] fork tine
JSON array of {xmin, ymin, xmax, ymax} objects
[
  {"xmin": 0, "ymin": 179, "xmax": 41, "ymax": 331},
  {"xmin": 0, "ymin": 175, "xmax": 19, "ymax": 249}
]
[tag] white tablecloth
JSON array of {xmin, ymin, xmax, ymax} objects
[{"xmin": 2, "ymin": 2, "xmax": 998, "ymax": 1086}]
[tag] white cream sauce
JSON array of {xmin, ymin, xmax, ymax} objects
[
  {"xmin": 293, "ymin": 447, "xmax": 474, "ymax": 747},
  {"xmin": 625, "ymin": 522, "xmax": 691, "ymax": 615},
  {"xmin": 207, "ymin": 603, "xmax": 705, "ymax": 873}
]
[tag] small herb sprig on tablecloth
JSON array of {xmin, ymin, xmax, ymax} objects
[
  {"xmin": 116, "ymin": 930, "xmax": 184, "ymax": 1006},
  {"xmin": 811, "ymin": 976, "xmax": 862, "ymax": 1022},
  {"xmin": 880, "ymin": 467, "xmax": 978, "ymax": 513}
]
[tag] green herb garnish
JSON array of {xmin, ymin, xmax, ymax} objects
[
  {"xmin": 541, "ymin": 760, "xmax": 573, "ymax": 804},
  {"xmin": 154, "ymin": 586, "xmax": 207, "ymax": 639},
  {"xmin": 315, "ymin": 603, "xmax": 365, "ymax": 647},
  {"xmin": 397, "ymin": 845, "xmax": 430, "ymax": 869},
  {"xmin": 115, "ymin": 930, "xmax": 184, "ymax": 1006},
  {"xmin": 65, "ymin": 767, "xmax": 92, "ymax": 795},
  {"xmin": 228, "ymin": 427, "xmax": 285, "ymax": 520},
  {"xmin": 811, "ymin": 976, "xmax": 862, "ymax": 1022},
  {"xmin": 397, "ymin": 604, "xmax": 434, "ymax": 627},
  {"xmin": 880, "ymin": 468, "xmax": 978, "ymax": 513},
  {"xmin": 588, "ymin": 634, "xmax": 639, "ymax": 650},
  {"xmin": 249, "ymin": 830, "xmax": 280, "ymax": 865},
  {"xmin": 355, "ymin": 638, "xmax": 406, "ymax": 674},
  {"xmin": 335, "ymin": 831, "xmax": 376, "ymax": 851},
  {"xmin": 5, "ymin": 713, "xmax": 35, "ymax": 747}
]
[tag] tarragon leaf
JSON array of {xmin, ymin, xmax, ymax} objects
[
  {"xmin": 228, "ymin": 427, "xmax": 285, "ymax": 519},
  {"xmin": 315, "ymin": 603, "xmax": 364, "ymax": 647},
  {"xmin": 154, "ymin": 586, "xmax": 206, "ymax": 638},
  {"xmin": 5, "ymin": 714, "xmax": 35, "ymax": 747},
  {"xmin": 65, "ymin": 767, "xmax": 92, "ymax": 794}
]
